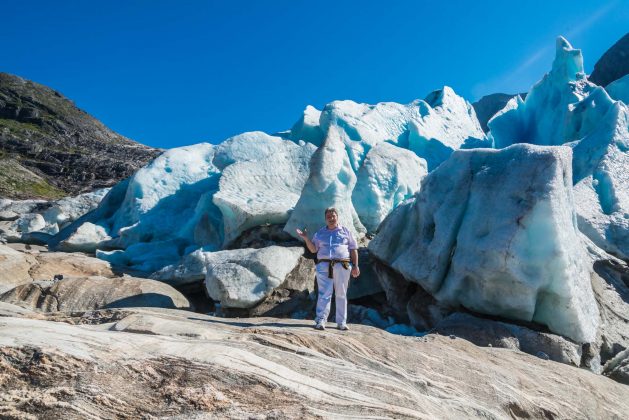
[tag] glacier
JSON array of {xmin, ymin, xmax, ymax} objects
[
  {"xmin": 53, "ymin": 86, "xmax": 484, "ymax": 275},
  {"xmin": 489, "ymin": 36, "xmax": 629, "ymax": 260},
  {"xmin": 53, "ymin": 133, "xmax": 314, "ymax": 272},
  {"xmin": 283, "ymin": 126, "xmax": 366, "ymax": 240},
  {"xmin": 606, "ymin": 74, "xmax": 629, "ymax": 104},
  {"xmin": 352, "ymin": 142, "xmax": 427, "ymax": 232},
  {"xmin": 369, "ymin": 144, "xmax": 599, "ymax": 343},
  {"xmin": 301, "ymin": 86, "xmax": 486, "ymax": 171},
  {"xmin": 489, "ymin": 37, "xmax": 597, "ymax": 148},
  {"xmin": 211, "ymin": 141, "xmax": 316, "ymax": 247},
  {"xmin": 42, "ymin": 35, "xmax": 629, "ymax": 349}
]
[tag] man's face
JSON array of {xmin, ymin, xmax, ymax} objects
[{"xmin": 325, "ymin": 211, "xmax": 338, "ymax": 228}]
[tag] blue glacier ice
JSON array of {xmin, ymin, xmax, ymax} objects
[
  {"xmin": 284, "ymin": 126, "xmax": 366, "ymax": 240},
  {"xmin": 288, "ymin": 105, "xmax": 325, "ymax": 146},
  {"xmin": 606, "ymin": 74, "xmax": 629, "ymax": 104},
  {"xmin": 213, "ymin": 142, "xmax": 316, "ymax": 246},
  {"xmin": 54, "ymin": 85, "xmax": 484, "ymax": 274},
  {"xmin": 369, "ymin": 144, "xmax": 599, "ymax": 343},
  {"xmin": 284, "ymin": 86, "xmax": 484, "ymax": 238},
  {"xmin": 352, "ymin": 142, "xmax": 427, "ymax": 232},
  {"xmin": 489, "ymin": 37, "xmax": 596, "ymax": 148},
  {"xmin": 571, "ymin": 101, "xmax": 629, "ymax": 258},
  {"xmin": 408, "ymin": 87, "xmax": 490, "ymax": 170},
  {"xmin": 290, "ymin": 86, "xmax": 485, "ymax": 171},
  {"xmin": 54, "ymin": 132, "xmax": 314, "ymax": 272},
  {"xmin": 46, "ymin": 34, "xmax": 626, "ymax": 343},
  {"xmin": 489, "ymin": 36, "xmax": 629, "ymax": 260}
]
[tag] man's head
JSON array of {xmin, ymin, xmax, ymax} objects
[{"xmin": 324, "ymin": 207, "xmax": 338, "ymax": 229}]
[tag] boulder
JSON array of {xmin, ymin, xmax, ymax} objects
[
  {"xmin": 55, "ymin": 221, "xmax": 112, "ymax": 252},
  {"xmin": 150, "ymin": 248, "xmax": 211, "ymax": 286},
  {"xmin": 28, "ymin": 251, "xmax": 116, "ymax": 281},
  {"xmin": 246, "ymin": 255, "xmax": 316, "ymax": 317},
  {"xmin": 0, "ymin": 245, "xmax": 117, "ymax": 294},
  {"xmin": 153, "ymin": 245, "xmax": 311, "ymax": 311},
  {"xmin": 435, "ymin": 312, "xmax": 582, "ymax": 366},
  {"xmin": 604, "ymin": 349, "xmax": 629, "ymax": 385},
  {"xmin": 0, "ymin": 276, "xmax": 190, "ymax": 312},
  {"xmin": 203, "ymin": 246, "xmax": 306, "ymax": 309}
]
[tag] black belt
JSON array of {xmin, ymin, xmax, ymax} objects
[{"xmin": 318, "ymin": 259, "xmax": 351, "ymax": 278}]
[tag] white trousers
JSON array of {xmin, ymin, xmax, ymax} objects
[{"xmin": 315, "ymin": 262, "xmax": 350, "ymax": 325}]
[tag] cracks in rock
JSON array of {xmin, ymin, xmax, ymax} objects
[
  {"xmin": 30, "ymin": 281, "xmax": 61, "ymax": 311},
  {"xmin": 26, "ymin": 254, "xmax": 44, "ymax": 282}
]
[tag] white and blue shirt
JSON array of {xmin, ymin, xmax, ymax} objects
[{"xmin": 312, "ymin": 225, "xmax": 357, "ymax": 260}]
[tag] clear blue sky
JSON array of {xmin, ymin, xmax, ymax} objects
[{"xmin": 2, "ymin": 0, "xmax": 628, "ymax": 149}]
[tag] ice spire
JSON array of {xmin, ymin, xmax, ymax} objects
[{"xmin": 551, "ymin": 36, "xmax": 585, "ymax": 83}]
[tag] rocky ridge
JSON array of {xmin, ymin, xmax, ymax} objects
[
  {"xmin": 589, "ymin": 32, "xmax": 629, "ymax": 87},
  {"xmin": 472, "ymin": 92, "xmax": 527, "ymax": 133},
  {"xmin": 0, "ymin": 72, "xmax": 161, "ymax": 199}
]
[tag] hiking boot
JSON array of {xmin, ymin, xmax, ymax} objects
[
  {"xmin": 338, "ymin": 324, "xmax": 349, "ymax": 331},
  {"xmin": 314, "ymin": 321, "xmax": 325, "ymax": 330}
]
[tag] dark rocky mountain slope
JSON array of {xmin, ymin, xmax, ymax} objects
[
  {"xmin": 0, "ymin": 73, "xmax": 161, "ymax": 199},
  {"xmin": 472, "ymin": 92, "xmax": 527, "ymax": 133},
  {"xmin": 589, "ymin": 32, "xmax": 629, "ymax": 87}
]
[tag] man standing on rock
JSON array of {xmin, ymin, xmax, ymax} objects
[{"xmin": 296, "ymin": 207, "xmax": 360, "ymax": 331}]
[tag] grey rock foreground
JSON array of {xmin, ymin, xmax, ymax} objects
[
  {"xmin": 435, "ymin": 312, "xmax": 582, "ymax": 366},
  {"xmin": 0, "ymin": 307, "xmax": 627, "ymax": 419}
]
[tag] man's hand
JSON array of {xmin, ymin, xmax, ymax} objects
[
  {"xmin": 351, "ymin": 265, "xmax": 360, "ymax": 278},
  {"xmin": 297, "ymin": 228, "xmax": 317, "ymax": 253}
]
